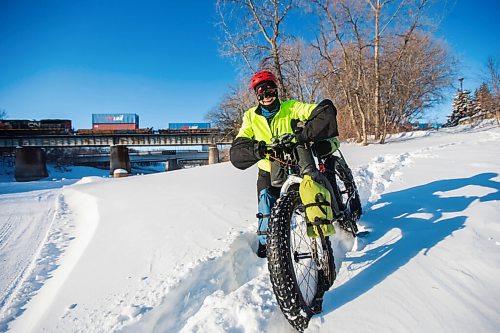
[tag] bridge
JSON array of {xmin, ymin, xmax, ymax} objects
[
  {"xmin": 0, "ymin": 132, "xmax": 233, "ymax": 148},
  {"xmin": 0, "ymin": 132, "xmax": 235, "ymax": 181}
]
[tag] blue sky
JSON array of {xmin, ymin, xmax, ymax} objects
[
  {"xmin": 435, "ymin": 1, "xmax": 499, "ymax": 87},
  {"xmin": 0, "ymin": 0, "xmax": 499, "ymax": 129}
]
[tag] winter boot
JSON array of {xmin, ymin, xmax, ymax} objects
[{"xmin": 256, "ymin": 242, "xmax": 267, "ymax": 258}]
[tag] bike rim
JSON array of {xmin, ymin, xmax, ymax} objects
[{"xmin": 289, "ymin": 205, "xmax": 323, "ymax": 307}]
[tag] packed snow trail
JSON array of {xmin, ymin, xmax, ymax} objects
[
  {"xmin": 0, "ymin": 189, "xmax": 59, "ymax": 329},
  {"xmin": 0, "ymin": 186, "xmax": 99, "ymax": 332}
]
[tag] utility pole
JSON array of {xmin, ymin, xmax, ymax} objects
[{"xmin": 458, "ymin": 78, "xmax": 464, "ymax": 92}]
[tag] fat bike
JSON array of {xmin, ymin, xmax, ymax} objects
[{"xmin": 264, "ymin": 134, "xmax": 362, "ymax": 332}]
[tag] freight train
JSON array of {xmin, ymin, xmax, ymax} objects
[{"xmin": 0, "ymin": 118, "xmax": 219, "ymax": 136}]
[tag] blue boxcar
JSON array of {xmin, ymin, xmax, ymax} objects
[
  {"xmin": 168, "ymin": 122, "xmax": 211, "ymax": 130},
  {"xmin": 92, "ymin": 114, "xmax": 139, "ymax": 125}
]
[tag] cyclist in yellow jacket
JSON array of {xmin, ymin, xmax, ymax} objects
[{"xmin": 230, "ymin": 70, "xmax": 340, "ymax": 258}]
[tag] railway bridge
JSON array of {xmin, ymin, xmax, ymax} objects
[{"xmin": 0, "ymin": 132, "xmax": 234, "ymax": 181}]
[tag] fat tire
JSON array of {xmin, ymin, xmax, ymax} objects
[
  {"xmin": 267, "ymin": 190, "xmax": 334, "ymax": 332},
  {"xmin": 326, "ymin": 156, "xmax": 362, "ymax": 236}
]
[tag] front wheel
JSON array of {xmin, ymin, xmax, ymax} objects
[{"xmin": 267, "ymin": 190, "xmax": 335, "ymax": 332}]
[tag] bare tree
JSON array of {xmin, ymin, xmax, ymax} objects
[
  {"xmin": 206, "ymin": 83, "xmax": 255, "ymax": 135},
  {"xmin": 216, "ymin": 0, "xmax": 295, "ymax": 98},
  {"xmin": 280, "ymin": 39, "xmax": 326, "ymax": 102},
  {"xmin": 487, "ymin": 57, "xmax": 500, "ymax": 98},
  {"xmin": 214, "ymin": 0, "xmax": 326, "ymax": 135},
  {"xmin": 365, "ymin": 0, "xmax": 428, "ymax": 141},
  {"xmin": 486, "ymin": 57, "xmax": 500, "ymax": 123},
  {"xmin": 378, "ymin": 32, "xmax": 455, "ymax": 141},
  {"xmin": 0, "ymin": 109, "xmax": 6, "ymax": 120},
  {"xmin": 311, "ymin": 0, "xmax": 453, "ymax": 144},
  {"xmin": 312, "ymin": 0, "xmax": 373, "ymax": 144}
]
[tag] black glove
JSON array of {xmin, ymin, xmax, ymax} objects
[
  {"xmin": 291, "ymin": 119, "xmax": 308, "ymax": 143},
  {"xmin": 295, "ymin": 131, "xmax": 308, "ymax": 144},
  {"xmin": 254, "ymin": 140, "xmax": 267, "ymax": 159}
]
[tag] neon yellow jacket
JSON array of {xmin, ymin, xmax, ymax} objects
[
  {"xmin": 236, "ymin": 100, "xmax": 318, "ymax": 172},
  {"xmin": 230, "ymin": 99, "xmax": 339, "ymax": 172}
]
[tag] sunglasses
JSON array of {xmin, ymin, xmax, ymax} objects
[{"xmin": 256, "ymin": 87, "xmax": 278, "ymax": 101}]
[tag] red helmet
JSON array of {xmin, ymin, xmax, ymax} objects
[{"xmin": 250, "ymin": 70, "xmax": 278, "ymax": 90}]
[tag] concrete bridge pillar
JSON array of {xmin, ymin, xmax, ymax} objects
[
  {"xmin": 208, "ymin": 144, "xmax": 219, "ymax": 165},
  {"xmin": 165, "ymin": 158, "xmax": 181, "ymax": 171},
  {"xmin": 14, "ymin": 147, "xmax": 48, "ymax": 182},
  {"xmin": 110, "ymin": 145, "xmax": 131, "ymax": 175}
]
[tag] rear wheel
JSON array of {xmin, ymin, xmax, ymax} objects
[
  {"xmin": 325, "ymin": 156, "xmax": 362, "ymax": 236},
  {"xmin": 267, "ymin": 190, "xmax": 335, "ymax": 332}
]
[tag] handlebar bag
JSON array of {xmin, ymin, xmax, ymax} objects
[
  {"xmin": 299, "ymin": 174, "xmax": 335, "ymax": 237},
  {"xmin": 312, "ymin": 137, "xmax": 340, "ymax": 158}
]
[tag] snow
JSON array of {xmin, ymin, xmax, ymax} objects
[{"xmin": 0, "ymin": 121, "xmax": 499, "ymax": 333}]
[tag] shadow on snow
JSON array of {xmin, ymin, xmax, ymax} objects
[{"xmin": 323, "ymin": 172, "xmax": 500, "ymax": 313}]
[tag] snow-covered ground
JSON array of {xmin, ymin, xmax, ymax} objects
[{"xmin": 0, "ymin": 122, "xmax": 499, "ymax": 332}]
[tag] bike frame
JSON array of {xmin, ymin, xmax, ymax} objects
[{"xmin": 280, "ymin": 174, "xmax": 303, "ymax": 195}]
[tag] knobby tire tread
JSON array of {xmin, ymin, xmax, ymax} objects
[
  {"xmin": 327, "ymin": 156, "xmax": 362, "ymax": 236},
  {"xmin": 267, "ymin": 190, "xmax": 333, "ymax": 332}
]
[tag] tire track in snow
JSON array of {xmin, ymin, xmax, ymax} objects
[
  {"xmin": 1, "ymin": 190, "xmax": 99, "ymax": 332},
  {"xmin": 354, "ymin": 152, "xmax": 414, "ymax": 205},
  {"xmin": 0, "ymin": 190, "xmax": 59, "ymax": 331},
  {"xmin": 0, "ymin": 222, "xmax": 14, "ymax": 250},
  {"xmin": 0, "ymin": 193, "xmax": 71, "ymax": 331}
]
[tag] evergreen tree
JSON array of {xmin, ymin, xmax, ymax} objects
[
  {"xmin": 474, "ymin": 82, "xmax": 494, "ymax": 115},
  {"xmin": 445, "ymin": 90, "xmax": 474, "ymax": 127}
]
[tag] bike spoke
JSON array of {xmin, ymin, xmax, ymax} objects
[
  {"xmin": 289, "ymin": 206, "xmax": 323, "ymax": 306},
  {"xmin": 295, "ymin": 262, "xmax": 319, "ymax": 301}
]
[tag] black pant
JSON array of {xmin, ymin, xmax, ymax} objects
[{"xmin": 257, "ymin": 169, "xmax": 281, "ymax": 199}]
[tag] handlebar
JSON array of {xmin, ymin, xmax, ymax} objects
[{"xmin": 265, "ymin": 133, "xmax": 297, "ymax": 152}]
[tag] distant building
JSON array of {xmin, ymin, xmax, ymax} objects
[{"xmin": 412, "ymin": 122, "xmax": 443, "ymax": 130}]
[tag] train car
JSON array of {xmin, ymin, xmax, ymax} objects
[
  {"xmin": 75, "ymin": 128, "xmax": 153, "ymax": 135},
  {"xmin": 92, "ymin": 114, "xmax": 139, "ymax": 130},
  {"xmin": 0, "ymin": 119, "xmax": 72, "ymax": 136},
  {"xmin": 158, "ymin": 122, "xmax": 217, "ymax": 134},
  {"xmin": 92, "ymin": 123, "xmax": 138, "ymax": 130},
  {"xmin": 167, "ymin": 122, "xmax": 211, "ymax": 130},
  {"xmin": 158, "ymin": 128, "xmax": 219, "ymax": 135}
]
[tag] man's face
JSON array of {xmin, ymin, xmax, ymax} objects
[
  {"xmin": 255, "ymin": 85, "xmax": 278, "ymax": 106},
  {"xmin": 260, "ymin": 94, "xmax": 277, "ymax": 106}
]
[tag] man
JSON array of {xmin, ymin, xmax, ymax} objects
[{"xmin": 230, "ymin": 70, "xmax": 339, "ymax": 258}]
